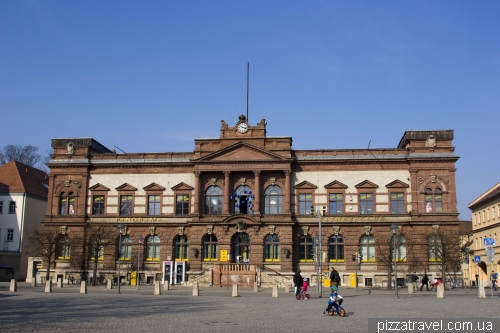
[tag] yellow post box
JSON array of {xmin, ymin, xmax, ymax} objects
[
  {"xmin": 350, "ymin": 273, "xmax": 357, "ymax": 288},
  {"xmin": 131, "ymin": 271, "xmax": 137, "ymax": 286},
  {"xmin": 323, "ymin": 271, "xmax": 331, "ymax": 287}
]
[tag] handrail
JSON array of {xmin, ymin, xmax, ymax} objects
[{"xmin": 256, "ymin": 264, "xmax": 288, "ymax": 279}]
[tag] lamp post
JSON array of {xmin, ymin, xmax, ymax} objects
[
  {"xmin": 317, "ymin": 207, "xmax": 322, "ymax": 298},
  {"xmin": 137, "ymin": 236, "xmax": 142, "ymax": 290},
  {"xmin": 116, "ymin": 224, "xmax": 125, "ymax": 294},
  {"xmin": 390, "ymin": 224, "xmax": 398, "ymax": 299}
]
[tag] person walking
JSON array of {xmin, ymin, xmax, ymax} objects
[
  {"xmin": 491, "ymin": 271, "xmax": 498, "ymax": 291},
  {"xmin": 330, "ymin": 267, "xmax": 341, "ymax": 287},
  {"xmin": 410, "ymin": 272, "xmax": 418, "ymax": 293},
  {"xmin": 294, "ymin": 269, "xmax": 303, "ymax": 296},
  {"xmin": 420, "ymin": 273, "xmax": 429, "ymax": 291}
]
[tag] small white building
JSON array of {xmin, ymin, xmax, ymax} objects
[{"xmin": 0, "ymin": 160, "xmax": 48, "ymax": 280}]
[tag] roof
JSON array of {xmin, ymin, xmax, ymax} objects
[
  {"xmin": 0, "ymin": 160, "xmax": 49, "ymax": 199},
  {"xmin": 468, "ymin": 182, "xmax": 500, "ymax": 210}
]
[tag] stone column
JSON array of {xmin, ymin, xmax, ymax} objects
[
  {"xmin": 253, "ymin": 171, "xmax": 261, "ymax": 214},
  {"xmin": 193, "ymin": 171, "xmax": 201, "ymax": 214},
  {"xmin": 284, "ymin": 170, "xmax": 291, "ymax": 214},
  {"xmin": 223, "ymin": 171, "xmax": 231, "ymax": 214}
]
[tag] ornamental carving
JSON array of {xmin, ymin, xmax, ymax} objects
[
  {"xmin": 222, "ymin": 225, "xmax": 229, "ymax": 233},
  {"xmin": 332, "ymin": 226, "xmax": 340, "ymax": 236},
  {"xmin": 253, "ymin": 225, "xmax": 260, "ymax": 232},
  {"xmin": 268, "ymin": 225, "xmax": 275, "ymax": 235},
  {"xmin": 66, "ymin": 142, "xmax": 75, "ymax": 155},
  {"xmin": 178, "ymin": 226, "xmax": 184, "ymax": 236},
  {"xmin": 301, "ymin": 226, "xmax": 309, "ymax": 236},
  {"xmin": 207, "ymin": 225, "xmax": 213, "ymax": 235},
  {"xmin": 418, "ymin": 175, "xmax": 449, "ymax": 192},
  {"xmin": 425, "ymin": 135, "xmax": 436, "ymax": 148},
  {"xmin": 149, "ymin": 226, "xmax": 156, "ymax": 236},
  {"xmin": 236, "ymin": 221, "xmax": 245, "ymax": 233},
  {"xmin": 61, "ymin": 226, "xmax": 67, "ymax": 235},
  {"xmin": 364, "ymin": 226, "xmax": 371, "ymax": 236},
  {"xmin": 432, "ymin": 225, "xmax": 439, "ymax": 233},
  {"xmin": 120, "ymin": 226, "xmax": 128, "ymax": 235}
]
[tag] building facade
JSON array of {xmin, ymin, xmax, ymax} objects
[
  {"xmin": 43, "ymin": 116, "xmax": 460, "ymax": 287},
  {"xmin": 0, "ymin": 161, "xmax": 49, "ymax": 280}
]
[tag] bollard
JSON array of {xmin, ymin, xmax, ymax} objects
[
  {"xmin": 232, "ymin": 284, "xmax": 239, "ymax": 297},
  {"xmin": 436, "ymin": 284, "xmax": 445, "ymax": 298},
  {"xmin": 9, "ymin": 279, "xmax": 17, "ymax": 292},
  {"xmin": 80, "ymin": 280, "xmax": 87, "ymax": 294},
  {"xmin": 164, "ymin": 281, "xmax": 170, "ymax": 291},
  {"xmin": 407, "ymin": 283, "xmax": 413, "ymax": 294},
  {"xmin": 253, "ymin": 281, "xmax": 259, "ymax": 292},
  {"xmin": 57, "ymin": 279, "xmax": 63, "ymax": 288},
  {"xmin": 107, "ymin": 279, "xmax": 112, "ymax": 290},
  {"xmin": 192, "ymin": 281, "xmax": 199, "ymax": 296},
  {"xmin": 31, "ymin": 278, "xmax": 37, "ymax": 288},
  {"xmin": 154, "ymin": 281, "xmax": 162, "ymax": 295},
  {"xmin": 478, "ymin": 285, "xmax": 486, "ymax": 299},
  {"xmin": 272, "ymin": 285, "xmax": 279, "ymax": 298},
  {"xmin": 45, "ymin": 280, "xmax": 52, "ymax": 293},
  {"xmin": 283, "ymin": 283, "xmax": 289, "ymax": 293}
]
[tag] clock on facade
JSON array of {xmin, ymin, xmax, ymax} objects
[{"xmin": 237, "ymin": 122, "xmax": 248, "ymax": 133}]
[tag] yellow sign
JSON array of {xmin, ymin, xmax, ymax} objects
[{"xmin": 220, "ymin": 250, "xmax": 228, "ymax": 262}]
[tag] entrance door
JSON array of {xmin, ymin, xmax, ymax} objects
[
  {"xmin": 232, "ymin": 233, "xmax": 250, "ymax": 263},
  {"xmin": 233, "ymin": 185, "xmax": 254, "ymax": 214}
]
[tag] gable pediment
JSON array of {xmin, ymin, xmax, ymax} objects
[
  {"xmin": 143, "ymin": 183, "xmax": 166, "ymax": 191},
  {"xmin": 355, "ymin": 180, "xmax": 379, "ymax": 189},
  {"xmin": 115, "ymin": 183, "xmax": 138, "ymax": 191},
  {"xmin": 171, "ymin": 182, "xmax": 194, "ymax": 191},
  {"xmin": 89, "ymin": 183, "xmax": 110, "ymax": 191},
  {"xmin": 324, "ymin": 180, "xmax": 348, "ymax": 189},
  {"xmin": 385, "ymin": 179, "xmax": 409, "ymax": 188},
  {"xmin": 294, "ymin": 181, "xmax": 317, "ymax": 190},
  {"xmin": 193, "ymin": 141, "xmax": 288, "ymax": 162}
]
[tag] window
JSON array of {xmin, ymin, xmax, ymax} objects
[
  {"xmin": 264, "ymin": 185, "xmax": 283, "ymax": 214},
  {"xmin": 428, "ymin": 235, "xmax": 442, "ymax": 261},
  {"xmin": 328, "ymin": 235, "xmax": 344, "ymax": 262},
  {"xmin": 174, "ymin": 235, "xmax": 189, "ymax": 260},
  {"xmin": 146, "ymin": 235, "xmax": 160, "ymax": 261},
  {"xmin": 360, "ymin": 235, "xmax": 375, "ymax": 262},
  {"xmin": 425, "ymin": 188, "xmax": 443, "ymax": 213},
  {"xmin": 391, "ymin": 235, "xmax": 406, "ymax": 261},
  {"xmin": 176, "ymin": 195, "xmax": 189, "ymax": 215},
  {"xmin": 118, "ymin": 235, "xmax": 132, "ymax": 260},
  {"xmin": 298, "ymin": 235, "xmax": 313, "ymax": 262},
  {"xmin": 233, "ymin": 185, "xmax": 254, "ymax": 214},
  {"xmin": 203, "ymin": 235, "xmax": 218, "ymax": 261},
  {"xmin": 359, "ymin": 194, "xmax": 374, "ymax": 214},
  {"xmin": 328, "ymin": 194, "xmax": 343, "ymax": 215},
  {"xmin": 493, "ymin": 207, "xmax": 496, "ymax": 220},
  {"xmin": 7, "ymin": 228, "xmax": 14, "ymax": 242},
  {"xmin": 0, "ymin": 201, "xmax": 3, "ymax": 213},
  {"xmin": 120, "ymin": 195, "xmax": 133, "ymax": 215},
  {"xmin": 434, "ymin": 189, "xmax": 442, "ymax": 212},
  {"xmin": 232, "ymin": 233, "xmax": 250, "ymax": 263},
  {"xmin": 59, "ymin": 192, "xmax": 76, "ymax": 215},
  {"xmin": 264, "ymin": 234, "xmax": 280, "ymax": 262},
  {"xmin": 57, "ymin": 235, "xmax": 70, "ymax": 259},
  {"xmin": 390, "ymin": 193, "xmax": 404, "ymax": 214},
  {"xmin": 92, "ymin": 196, "xmax": 105, "ymax": 215},
  {"xmin": 204, "ymin": 186, "xmax": 222, "ymax": 215},
  {"xmin": 148, "ymin": 195, "xmax": 161, "ymax": 215},
  {"xmin": 298, "ymin": 194, "xmax": 313, "ymax": 215},
  {"xmin": 9, "ymin": 201, "xmax": 16, "ymax": 213}
]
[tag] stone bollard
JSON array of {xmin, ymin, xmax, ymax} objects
[
  {"xmin": 436, "ymin": 284, "xmax": 445, "ymax": 298},
  {"xmin": 407, "ymin": 283, "xmax": 413, "ymax": 294},
  {"xmin": 272, "ymin": 285, "xmax": 279, "ymax": 298},
  {"xmin": 80, "ymin": 281, "xmax": 87, "ymax": 294},
  {"xmin": 283, "ymin": 283, "xmax": 289, "ymax": 293},
  {"xmin": 478, "ymin": 285, "xmax": 486, "ymax": 299},
  {"xmin": 107, "ymin": 279, "xmax": 112, "ymax": 290},
  {"xmin": 57, "ymin": 279, "xmax": 63, "ymax": 288},
  {"xmin": 154, "ymin": 281, "xmax": 162, "ymax": 295},
  {"xmin": 163, "ymin": 281, "xmax": 169, "ymax": 291},
  {"xmin": 45, "ymin": 280, "xmax": 52, "ymax": 293},
  {"xmin": 9, "ymin": 279, "xmax": 17, "ymax": 292},
  {"xmin": 192, "ymin": 281, "xmax": 199, "ymax": 296},
  {"xmin": 232, "ymin": 284, "xmax": 239, "ymax": 297},
  {"xmin": 253, "ymin": 281, "xmax": 259, "ymax": 292}
]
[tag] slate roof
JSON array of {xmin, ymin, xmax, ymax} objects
[{"xmin": 0, "ymin": 160, "xmax": 49, "ymax": 199}]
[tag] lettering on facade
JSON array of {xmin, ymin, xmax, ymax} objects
[
  {"xmin": 115, "ymin": 217, "xmax": 165, "ymax": 223},
  {"xmin": 321, "ymin": 216, "xmax": 387, "ymax": 222}
]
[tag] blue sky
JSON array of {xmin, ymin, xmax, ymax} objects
[{"xmin": 1, "ymin": 1, "xmax": 499, "ymax": 218}]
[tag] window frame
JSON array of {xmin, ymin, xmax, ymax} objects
[
  {"xmin": 59, "ymin": 192, "xmax": 76, "ymax": 215},
  {"xmin": 390, "ymin": 192, "xmax": 405, "ymax": 214},
  {"xmin": 202, "ymin": 234, "xmax": 218, "ymax": 261},
  {"xmin": 147, "ymin": 195, "xmax": 161, "ymax": 216},
  {"xmin": 9, "ymin": 201, "xmax": 16, "ymax": 214},
  {"xmin": 57, "ymin": 234, "xmax": 71, "ymax": 260},
  {"xmin": 6, "ymin": 228, "xmax": 14, "ymax": 242},
  {"xmin": 176, "ymin": 194, "xmax": 190, "ymax": 216},
  {"xmin": 424, "ymin": 187, "xmax": 444, "ymax": 213},
  {"xmin": 146, "ymin": 235, "xmax": 161, "ymax": 261},
  {"xmin": 174, "ymin": 235, "xmax": 189, "ymax": 261},
  {"xmin": 359, "ymin": 193, "xmax": 375, "ymax": 215},
  {"xmin": 428, "ymin": 235, "xmax": 442, "ymax": 262},
  {"xmin": 0, "ymin": 201, "xmax": 3, "ymax": 213},
  {"xmin": 264, "ymin": 234, "xmax": 280, "ymax": 262},
  {"xmin": 92, "ymin": 195, "xmax": 106, "ymax": 216},
  {"xmin": 328, "ymin": 235, "xmax": 345, "ymax": 262},
  {"xmin": 119, "ymin": 195, "xmax": 133, "ymax": 216},
  {"xmin": 118, "ymin": 235, "xmax": 132, "ymax": 260},
  {"xmin": 328, "ymin": 193, "xmax": 344, "ymax": 215},
  {"xmin": 360, "ymin": 235, "xmax": 375, "ymax": 262},
  {"xmin": 298, "ymin": 235, "xmax": 313, "ymax": 262},
  {"xmin": 264, "ymin": 185, "xmax": 283, "ymax": 215},
  {"xmin": 391, "ymin": 235, "xmax": 407, "ymax": 262},
  {"xmin": 298, "ymin": 193, "xmax": 313, "ymax": 215},
  {"xmin": 204, "ymin": 185, "xmax": 223, "ymax": 215}
]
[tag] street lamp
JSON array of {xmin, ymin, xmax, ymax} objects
[
  {"xmin": 116, "ymin": 223, "xmax": 125, "ymax": 294},
  {"xmin": 390, "ymin": 224, "xmax": 398, "ymax": 299},
  {"xmin": 137, "ymin": 236, "xmax": 142, "ymax": 290}
]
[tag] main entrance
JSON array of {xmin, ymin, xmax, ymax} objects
[
  {"xmin": 232, "ymin": 233, "xmax": 250, "ymax": 263},
  {"xmin": 233, "ymin": 185, "xmax": 254, "ymax": 214}
]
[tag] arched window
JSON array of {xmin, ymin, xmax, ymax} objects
[
  {"xmin": 57, "ymin": 234, "xmax": 70, "ymax": 260},
  {"xmin": 391, "ymin": 235, "xmax": 406, "ymax": 262},
  {"xmin": 232, "ymin": 233, "xmax": 250, "ymax": 263},
  {"xmin": 233, "ymin": 185, "xmax": 254, "ymax": 214},
  {"xmin": 202, "ymin": 234, "xmax": 218, "ymax": 261},
  {"xmin": 146, "ymin": 235, "xmax": 160, "ymax": 261},
  {"xmin": 118, "ymin": 235, "xmax": 132, "ymax": 260},
  {"xmin": 204, "ymin": 186, "xmax": 222, "ymax": 215},
  {"xmin": 298, "ymin": 235, "xmax": 313, "ymax": 262},
  {"xmin": 174, "ymin": 235, "xmax": 189, "ymax": 260},
  {"xmin": 329, "ymin": 235, "xmax": 344, "ymax": 262},
  {"xmin": 425, "ymin": 188, "xmax": 443, "ymax": 213},
  {"xmin": 360, "ymin": 235, "xmax": 375, "ymax": 262},
  {"xmin": 264, "ymin": 185, "xmax": 283, "ymax": 214},
  {"xmin": 434, "ymin": 189, "xmax": 442, "ymax": 212},
  {"xmin": 59, "ymin": 192, "xmax": 75, "ymax": 215},
  {"xmin": 264, "ymin": 234, "xmax": 280, "ymax": 262},
  {"xmin": 428, "ymin": 235, "xmax": 442, "ymax": 261}
]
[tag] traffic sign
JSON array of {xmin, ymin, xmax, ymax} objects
[
  {"xmin": 484, "ymin": 238, "xmax": 495, "ymax": 246},
  {"xmin": 474, "ymin": 255, "xmax": 481, "ymax": 263}
]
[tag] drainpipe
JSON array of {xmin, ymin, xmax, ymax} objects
[{"xmin": 18, "ymin": 193, "xmax": 26, "ymax": 252}]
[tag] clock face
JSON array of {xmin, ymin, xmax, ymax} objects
[{"xmin": 237, "ymin": 122, "xmax": 248, "ymax": 133}]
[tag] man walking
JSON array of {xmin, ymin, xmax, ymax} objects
[
  {"xmin": 491, "ymin": 271, "xmax": 498, "ymax": 291},
  {"xmin": 294, "ymin": 269, "xmax": 303, "ymax": 296},
  {"xmin": 330, "ymin": 267, "xmax": 341, "ymax": 287},
  {"xmin": 410, "ymin": 272, "xmax": 418, "ymax": 293}
]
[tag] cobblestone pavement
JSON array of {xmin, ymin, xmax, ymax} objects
[{"xmin": 1, "ymin": 282, "xmax": 498, "ymax": 333}]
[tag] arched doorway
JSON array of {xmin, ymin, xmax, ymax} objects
[
  {"xmin": 232, "ymin": 233, "xmax": 250, "ymax": 263},
  {"xmin": 232, "ymin": 185, "xmax": 254, "ymax": 214}
]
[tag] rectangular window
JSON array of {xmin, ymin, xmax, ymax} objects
[
  {"xmin": 7, "ymin": 228, "xmax": 14, "ymax": 242},
  {"xmin": 493, "ymin": 207, "xmax": 496, "ymax": 220},
  {"xmin": 148, "ymin": 195, "xmax": 161, "ymax": 215},
  {"xmin": 0, "ymin": 201, "xmax": 3, "ymax": 213},
  {"xmin": 329, "ymin": 194, "xmax": 343, "ymax": 215},
  {"xmin": 298, "ymin": 194, "xmax": 313, "ymax": 215},
  {"xmin": 92, "ymin": 196, "xmax": 105, "ymax": 215},
  {"xmin": 176, "ymin": 195, "xmax": 189, "ymax": 215},
  {"xmin": 359, "ymin": 194, "xmax": 374, "ymax": 215},
  {"xmin": 390, "ymin": 193, "xmax": 404, "ymax": 214},
  {"xmin": 120, "ymin": 195, "xmax": 133, "ymax": 215},
  {"xmin": 9, "ymin": 201, "xmax": 16, "ymax": 213}
]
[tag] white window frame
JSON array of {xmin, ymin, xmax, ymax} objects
[{"xmin": 7, "ymin": 228, "xmax": 14, "ymax": 242}]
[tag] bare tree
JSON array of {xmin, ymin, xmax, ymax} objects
[
  {"xmin": 0, "ymin": 144, "xmax": 42, "ymax": 167},
  {"xmin": 85, "ymin": 225, "xmax": 117, "ymax": 285},
  {"xmin": 426, "ymin": 228, "xmax": 462, "ymax": 288},
  {"xmin": 26, "ymin": 226, "xmax": 62, "ymax": 281}
]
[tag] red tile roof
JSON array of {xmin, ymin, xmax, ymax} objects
[{"xmin": 0, "ymin": 160, "xmax": 48, "ymax": 199}]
